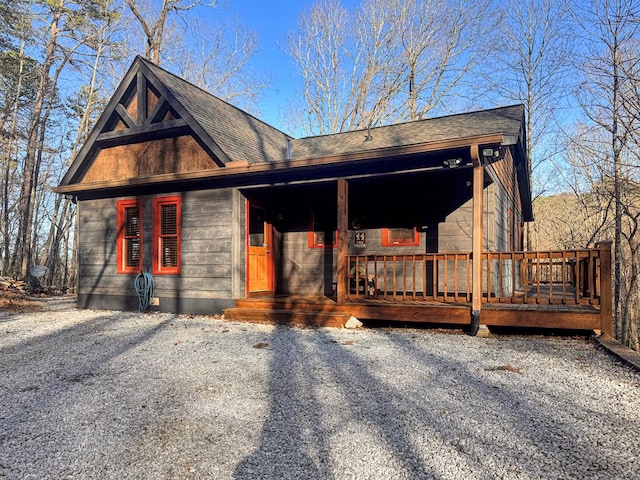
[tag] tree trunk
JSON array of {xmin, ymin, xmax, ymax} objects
[
  {"xmin": 1, "ymin": 35, "xmax": 26, "ymax": 275},
  {"xmin": 11, "ymin": 2, "xmax": 62, "ymax": 279}
]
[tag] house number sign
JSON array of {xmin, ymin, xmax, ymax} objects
[{"xmin": 354, "ymin": 230, "xmax": 366, "ymax": 248}]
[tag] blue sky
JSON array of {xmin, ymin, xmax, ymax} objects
[
  {"xmin": 219, "ymin": 0, "xmax": 312, "ymax": 132},
  {"xmin": 208, "ymin": 0, "xmax": 356, "ymax": 133}
]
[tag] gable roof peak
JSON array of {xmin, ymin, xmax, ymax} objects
[{"xmin": 136, "ymin": 56, "xmax": 292, "ymax": 139}]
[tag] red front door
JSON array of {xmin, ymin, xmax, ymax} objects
[{"xmin": 247, "ymin": 203, "xmax": 273, "ymax": 294}]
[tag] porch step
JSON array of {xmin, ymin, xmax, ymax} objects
[
  {"xmin": 233, "ymin": 297, "xmax": 339, "ymax": 311},
  {"xmin": 223, "ymin": 307, "xmax": 350, "ymax": 328}
]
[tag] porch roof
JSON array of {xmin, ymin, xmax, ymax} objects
[{"xmin": 291, "ymin": 105, "xmax": 525, "ymax": 161}]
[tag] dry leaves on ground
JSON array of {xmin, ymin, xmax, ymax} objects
[{"xmin": 485, "ymin": 365, "xmax": 523, "ymax": 374}]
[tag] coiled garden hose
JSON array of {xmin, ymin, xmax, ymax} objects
[{"xmin": 134, "ymin": 271, "xmax": 155, "ymax": 312}]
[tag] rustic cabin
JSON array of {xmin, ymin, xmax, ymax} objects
[{"xmin": 54, "ymin": 56, "xmax": 612, "ymax": 335}]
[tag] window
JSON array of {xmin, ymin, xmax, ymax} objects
[
  {"xmin": 308, "ymin": 209, "xmax": 337, "ymax": 248},
  {"xmin": 117, "ymin": 199, "xmax": 143, "ymax": 274},
  {"xmin": 382, "ymin": 227, "xmax": 419, "ymax": 246},
  {"xmin": 153, "ymin": 196, "xmax": 181, "ymax": 274}
]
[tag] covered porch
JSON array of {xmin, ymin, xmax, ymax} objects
[
  {"xmin": 230, "ymin": 162, "xmax": 612, "ymax": 333},
  {"xmin": 231, "ymin": 131, "xmax": 612, "ymax": 334},
  {"xmin": 225, "ymin": 243, "xmax": 612, "ymax": 334}
]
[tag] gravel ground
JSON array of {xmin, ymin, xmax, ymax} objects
[{"xmin": 1, "ymin": 297, "xmax": 639, "ymax": 480}]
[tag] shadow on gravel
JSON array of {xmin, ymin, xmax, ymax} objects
[
  {"xmin": 233, "ymin": 325, "xmax": 330, "ymax": 479},
  {"xmin": 381, "ymin": 331, "xmax": 630, "ymax": 478},
  {"xmin": 310, "ymin": 328, "xmax": 439, "ymax": 478},
  {"xmin": 235, "ymin": 326, "xmax": 635, "ymax": 479},
  {"xmin": 0, "ymin": 312, "xmax": 176, "ymax": 433},
  {"xmin": 234, "ymin": 326, "xmax": 439, "ymax": 479}
]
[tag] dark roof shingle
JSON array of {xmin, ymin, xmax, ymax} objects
[
  {"xmin": 290, "ymin": 105, "xmax": 525, "ymax": 160},
  {"xmin": 141, "ymin": 58, "xmax": 292, "ymax": 165}
]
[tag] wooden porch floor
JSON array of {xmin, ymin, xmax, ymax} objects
[{"xmin": 223, "ymin": 295, "xmax": 601, "ymax": 331}]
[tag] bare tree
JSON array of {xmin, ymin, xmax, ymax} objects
[
  {"xmin": 8, "ymin": 0, "xmax": 119, "ymax": 280},
  {"xmin": 40, "ymin": 0, "xmax": 120, "ymax": 290},
  {"xmin": 288, "ymin": 0, "xmax": 493, "ymax": 135},
  {"xmin": 123, "ymin": 0, "xmax": 215, "ymax": 64},
  {"xmin": 287, "ymin": 0, "xmax": 352, "ymax": 134},
  {"xmin": 178, "ymin": 17, "xmax": 268, "ymax": 108},
  {"xmin": 122, "ymin": 1, "xmax": 267, "ymax": 109},
  {"xmin": 538, "ymin": 124, "xmax": 615, "ymax": 251},
  {"xmin": 488, "ymin": 0, "xmax": 574, "ymax": 250},
  {"xmin": 570, "ymin": 0, "xmax": 640, "ymax": 348},
  {"xmin": 0, "ymin": 35, "xmax": 37, "ymax": 274}
]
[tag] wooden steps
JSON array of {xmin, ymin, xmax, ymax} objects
[
  {"xmin": 223, "ymin": 296, "xmax": 471, "ymax": 328},
  {"xmin": 223, "ymin": 307, "xmax": 350, "ymax": 328}
]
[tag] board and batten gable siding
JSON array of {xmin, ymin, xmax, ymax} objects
[
  {"xmin": 76, "ymin": 188, "xmax": 240, "ymax": 314},
  {"xmin": 83, "ymin": 135, "xmax": 217, "ymax": 183}
]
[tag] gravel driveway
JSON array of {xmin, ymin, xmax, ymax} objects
[{"xmin": 1, "ymin": 297, "xmax": 639, "ymax": 479}]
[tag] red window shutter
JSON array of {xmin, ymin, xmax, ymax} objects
[
  {"xmin": 117, "ymin": 199, "xmax": 143, "ymax": 274},
  {"xmin": 153, "ymin": 196, "xmax": 181, "ymax": 274}
]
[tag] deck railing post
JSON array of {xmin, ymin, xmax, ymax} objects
[
  {"xmin": 597, "ymin": 240, "xmax": 613, "ymax": 336},
  {"xmin": 470, "ymin": 146, "xmax": 483, "ymax": 334},
  {"xmin": 337, "ymin": 179, "xmax": 349, "ymax": 304}
]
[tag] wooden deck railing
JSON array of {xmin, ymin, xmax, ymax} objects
[
  {"xmin": 346, "ymin": 245, "xmax": 610, "ymax": 307},
  {"xmin": 482, "ymin": 249, "xmax": 600, "ymax": 305},
  {"xmin": 347, "ymin": 253, "xmax": 472, "ymax": 302}
]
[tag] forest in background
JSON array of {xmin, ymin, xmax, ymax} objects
[{"xmin": 1, "ymin": 0, "xmax": 639, "ymax": 350}]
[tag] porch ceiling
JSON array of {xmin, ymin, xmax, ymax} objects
[{"xmin": 244, "ymin": 165, "xmax": 485, "ymax": 230}]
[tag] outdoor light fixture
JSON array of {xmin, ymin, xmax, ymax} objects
[
  {"xmin": 443, "ymin": 158, "xmax": 462, "ymax": 168},
  {"xmin": 482, "ymin": 148, "xmax": 501, "ymax": 160}
]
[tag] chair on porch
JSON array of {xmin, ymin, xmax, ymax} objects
[{"xmin": 349, "ymin": 264, "xmax": 377, "ymax": 297}]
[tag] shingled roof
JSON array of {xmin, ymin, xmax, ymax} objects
[
  {"xmin": 139, "ymin": 58, "xmax": 292, "ymax": 165},
  {"xmin": 290, "ymin": 105, "xmax": 525, "ymax": 161},
  {"xmin": 58, "ymin": 56, "xmax": 526, "ymax": 192},
  {"xmin": 142, "ymin": 58, "xmax": 525, "ymax": 165}
]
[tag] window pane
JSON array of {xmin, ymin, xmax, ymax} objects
[
  {"xmin": 389, "ymin": 228, "xmax": 415, "ymax": 243},
  {"xmin": 161, "ymin": 204, "xmax": 177, "ymax": 235},
  {"xmin": 313, "ymin": 230, "xmax": 337, "ymax": 246},
  {"xmin": 125, "ymin": 238, "xmax": 140, "ymax": 267},
  {"xmin": 310, "ymin": 207, "xmax": 337, "ymax": 247},
  {"xmin": 249, "ymin": 206, "xmax": 265, "ymax": 246},
  {"xmin": 161, "ymin": 237, "xmax": 178, "ymax": 267},
  {"xmin": 124, "ymin": 207, "xmax": 140, "ymax": 237}
]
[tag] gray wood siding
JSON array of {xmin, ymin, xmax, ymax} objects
[
  {"xmin": 278, "ymin": 228, "xmax": 428, "ymax": 296},
  {"xmin": 437, "ymin": 182, "xmax": 495, "ymax": 252},
  {"xmin": 77, "ymin": 188, "xmax": 238, "ymax": 312},
  {"xmin": 267, "ymin": 172, "xmax": 523, "ymax": 298}
]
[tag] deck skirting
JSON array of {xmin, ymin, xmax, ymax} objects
[{"xmin": 223, "ymin": 296, "xmax": 600, "ymax": 331}]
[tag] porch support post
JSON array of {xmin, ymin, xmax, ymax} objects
[
  {"xmin": 598, "ymin": 240, "xmax": 613, "ymax": 336},
  {"xmin": 471, "ymin": 145, "xmax": 483, "ymax": 335},
  {"xmin": 337, "ymin": 178, "xmax": 349, "ymax": 304}
]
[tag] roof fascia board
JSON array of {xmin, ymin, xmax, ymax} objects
[
  {"xmin": 54, "ymin": 133, "xmax": 504, "ymax": 194},
  {"xmin": 292, "ymin": 133, "xmax": 505, "ymax": 163},
  {"xmin": 59, "ymin": 58, "xmax": 144, "ymax": 186}
]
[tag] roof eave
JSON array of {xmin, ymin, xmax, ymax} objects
[{"xmin": 53, "ymin": 132, "xmax": 507, "ymax": 195}]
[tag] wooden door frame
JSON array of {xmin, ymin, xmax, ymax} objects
[{"xmin": 245, "ymin": 200, "xmax": 274, "ymax": 295}]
